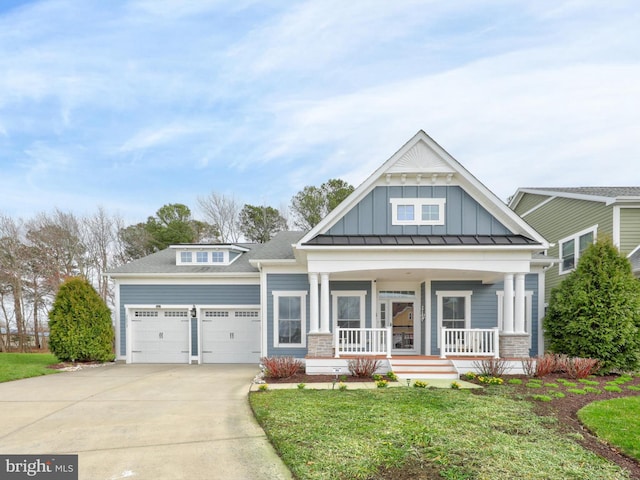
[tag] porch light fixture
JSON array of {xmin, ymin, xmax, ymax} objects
[{"xmin": 190, "ymin": 305, "xmax": 197, "ymax": 318}]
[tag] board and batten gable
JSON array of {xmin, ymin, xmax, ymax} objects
[
  {"xmin": 326, "ymin": 185, "xmax": 512, "ymax": 236},
  {"xmin": 118, "ymin": 284, "xmax": 260, "ymax": 356}
]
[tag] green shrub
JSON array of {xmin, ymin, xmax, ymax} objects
[
  {"xmin": 544, "ymin": 383, "xmax": 559, "ymax": 388},
  {"xmin": 567, "ymin": 389, "xmax": 588, "ymax": 395},
  {"xmin": 526, "ymin": 382, "xmax": 543, "ymax": 389},
  {"xmin": 551, "ymin": 391, "xmax": 566, "ymax": 399},
  {"xmin": 583, "ymin": 387, "xmax": 601, "ymax": 394},
  {"xmin": 532, "ymin": 395, "xmax": 553, "ymax": 402},
  {"xmin": 544, "ymin": 238, "xmax": 640, "ymax": 373},
  {"xmin": 507, "ymin": 378, "xmax": 523, "ymax": 385},
  {"xmin": 413, "ymin": 380, "xmax": 428, "ymax": 388},
  {"xmin": 627, "ymin": 385, "xmax": 640, "ymax": 391},
  {"xmin": 48, "ymin": 277, "xmax": 114, "ymax": 362},
  {"xmin": 376, "ymin": 379, "xmax": 389, "ymax": 388},
  {"xmin": 604, "ymin": 385, "xmax": 623, "ymax": 393},
  {"xmin": 386, "ymin": 371, "xmax": 398, "ymax": 381}
]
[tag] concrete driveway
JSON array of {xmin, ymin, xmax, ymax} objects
[{"xmin": 0, "ymin": 364, "xmax": 292, "ymax": 480}]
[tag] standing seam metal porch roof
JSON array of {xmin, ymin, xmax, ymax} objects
[{"xmin": 302, "ymin": 234, "xmax": 539, "ymax": 246}]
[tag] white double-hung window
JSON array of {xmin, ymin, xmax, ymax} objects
[
  {"xmin": 332, "ymin": 291, "xmax": 366, "ymax": 330},
  {"xmin": 390, "ymin": 198, "xmax": 446, "ymax": 226},
  {"xmin": 273, "ymin": 291, "xmax": 307, "ymax": 347},
  {"xmin": 559, "ymin": 226, "xmax": 597, "ymax": 274}
]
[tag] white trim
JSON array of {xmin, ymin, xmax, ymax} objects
[
  {"xmin": 519, "ymin": 196, "xmax": 556, "ymax": 218},
  {"xmin": 435, "ymin": 290, "xmax": 472, "ymax": 349},
  {"xmin": 273, "ymin": 291, "xmax": 307, "ymax": 348},
  {"xmin": 558, "ymin": 225, "xmax": 598, "ymax": 275},
  {"xmin": 536, "ymin": 268, "xmax": 546, "ymax": 355},
  {"xmin": 613, "ymin": 205, "xmax": 621, "ymax": 248},
  {"xmin": 331, "ymin": 290, "xmax": 367, "ymax": 330},
  {"xmin": 390, "ymin": 198, "xmax": 446, "ymax": 226},
  {"xmin": 423, "ymin": 280, "xmax": 431, "ymax": 355}
]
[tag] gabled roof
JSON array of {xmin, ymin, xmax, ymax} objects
[
  {"xmin": 509, "ymin": 187, "xmax": 640, "ymax": 208},
  {"xmin": 298, "ymin": 130, "xmax": 548, "ymax": 248}
]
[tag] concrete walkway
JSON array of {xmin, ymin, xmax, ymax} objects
[{"xmin": 0, "ymin": 364, "xmax": 292, "ymax": 480}]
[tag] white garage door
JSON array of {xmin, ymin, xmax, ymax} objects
[
  {"xmin": 201, "ymin": 309, "xmax": 260, "ymax": 363},
  {"xmin": 130, "ymin": 309, "xmax": 190, "ymax": 363}
]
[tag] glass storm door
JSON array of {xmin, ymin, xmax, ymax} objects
[{"xmin": 379, "ymin": 298, "xmax": 416, "ymax": 353}]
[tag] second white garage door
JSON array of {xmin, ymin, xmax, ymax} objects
[{"xmin": 201, "ymin": 309, "xmax": 260, "ymax": 363}]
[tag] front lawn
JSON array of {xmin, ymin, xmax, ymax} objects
[
  {"xmin": 578, "ymin": 397, "xmax": 640, "ymax": 461},
  {"xmin": 0, "ymin": 353, "xmax": 60, "ymax": 383},
  {"xmin": 250, "ymin": 388, "xmax": 627, "ymax": 479}
]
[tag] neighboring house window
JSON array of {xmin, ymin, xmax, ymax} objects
[
  {"xmin": 273, "ymin": 291, "xmax": 307, "ymax": 347},
  {"xmin": 559, "ymin": 226, "xmax": 597, "ymax": 274},
  {"xmin": 196, "ymin": 251, "xmax": 208, "ymax": 263},
  {"xmin": 180, "ymin": 252, "xmax": 192, "ymax": 263},
  {"xmin": 332, "ymin": 291, "xmax": 366, "ymax": 330},
  {"xmin": 211, "ymin": 251, "xmax": 224, "ymax": 263},
  {"xmin": 390, "ymin": 198, "xmax": 446, "ymax": 226},
  {"xmin": 436, "ymin": 291, "xmax": 472, "ymax": 347}
]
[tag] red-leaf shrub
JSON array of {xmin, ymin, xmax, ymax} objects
[
  {"xmin": 260, "ymin": 356, "xmax": 303, "ymax": 379},
  {"xmin": 565, "ymin": 357, "xmax": 600, "ymax": 379},
  {"xmin": 534, "ymin": 354, "xmax": 556, "ymax": 377},
  {"xmin": 347, "ymin": 357, "xmax": 381, "ymax": 377}
]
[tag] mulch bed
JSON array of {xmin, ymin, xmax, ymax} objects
[
  {"xmin": 477, "ymin": 373, "xmax": 640, "ymax": 479},
  {"xmin": 263, "ymin": 371, "xmax": 640, "ymax": 479}
]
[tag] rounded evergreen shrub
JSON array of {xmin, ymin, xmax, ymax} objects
[
  {"xmin": 544, "ymin": 237, "xmax": 640, "ymax": 373},
  {"xmin": 48, "ymin": 277, "xmax": 115, "ymax": 362}
]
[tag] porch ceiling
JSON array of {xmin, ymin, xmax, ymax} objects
[{"xmin": 328, "ymin": 268, "xmax": 504, "ymax": 284}]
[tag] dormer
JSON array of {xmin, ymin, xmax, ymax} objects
[{"xmin": 171, "ymin": 244, "xmax": 250, "ymax": 266}]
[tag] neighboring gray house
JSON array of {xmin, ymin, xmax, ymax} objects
[{"xmin": 108, "ymin": 131, "xmax": 550, "ymax": 375}]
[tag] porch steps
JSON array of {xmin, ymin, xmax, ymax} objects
[{"xmin": 389, "ymin": 358, "xmax": 459, "ymax": 380}]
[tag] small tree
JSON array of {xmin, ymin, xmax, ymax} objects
[
  {"xmin": 544, "ymin": 237, "xmax": 640, "ymax": 373},
  {"xmin": 48, "ymin": 277, "xmax": 115, "ymax": 362}
]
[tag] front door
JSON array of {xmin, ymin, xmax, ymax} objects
[{"xmin": 379, "ymin": 297, "xmax": 417, "ymax": 354}]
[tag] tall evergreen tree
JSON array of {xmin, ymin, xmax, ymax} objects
[
  {"xmin": 544, "ymin": 237, "xmax": 640, "ymax": 372},
  {"xmin": 48, "ymin": 277, "xmax": 114, "ymax": 362}
]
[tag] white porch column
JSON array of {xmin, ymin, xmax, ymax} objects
[
  {"xmin": 309, "ymin": 273, "xmax": 319, "ymax": 333},
  {"xmin": 514, "ymin": 273, "xmax": 526, "ymax": 333},
  {"xmin": 320, "ymin": 273, "xmax": 330, "ymax": 333},
  {"xmin": 502, "ymin": 274, "xmax": 514, "ymax": 333}
]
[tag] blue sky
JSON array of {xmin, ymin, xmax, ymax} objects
[{"xmin": 1, "ymin": 0, "xmax": 639, "ymax": 224}]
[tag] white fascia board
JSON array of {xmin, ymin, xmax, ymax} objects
[
  {"xmin": 305, "ymin": 249, "xmax": 533, "ymax": 274},
  {"xmin": 248, "ymin": 259, "xmax": 298, "ymax": 267},
  {"xmin": 611, "ymin": 198, "xmax": 640, "ymax": 206},
  {"xmin": 517, "ymin": 188, "xmax": 612, "ymax": 205},
  {"xmin": 111, "ymin": 275, "xmax": 260, "ymax": 285},
  {"xmin": 256, "ymin": 264, "xmax": 308, "ymax": 274},
  {"xmin": 169, "ymin": 244, "xmax": 251, "ymax": 252}
]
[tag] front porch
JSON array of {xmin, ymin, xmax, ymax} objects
[{"xmin": 304, "ymin": 326, "xmax": 529, "ymax": 379}]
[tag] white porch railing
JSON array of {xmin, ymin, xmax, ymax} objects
[
  {"xmin": 335, "ymin": 327, "xmax": 392, "ymax": 358},
  {"xmin": 440, "ymin": 327, "xmax": 500, "ymax": 358}
]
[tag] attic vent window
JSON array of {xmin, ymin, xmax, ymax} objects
[{"xmin": 390, "ymin": 198, "xmax": 446, "ymax": 226}]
